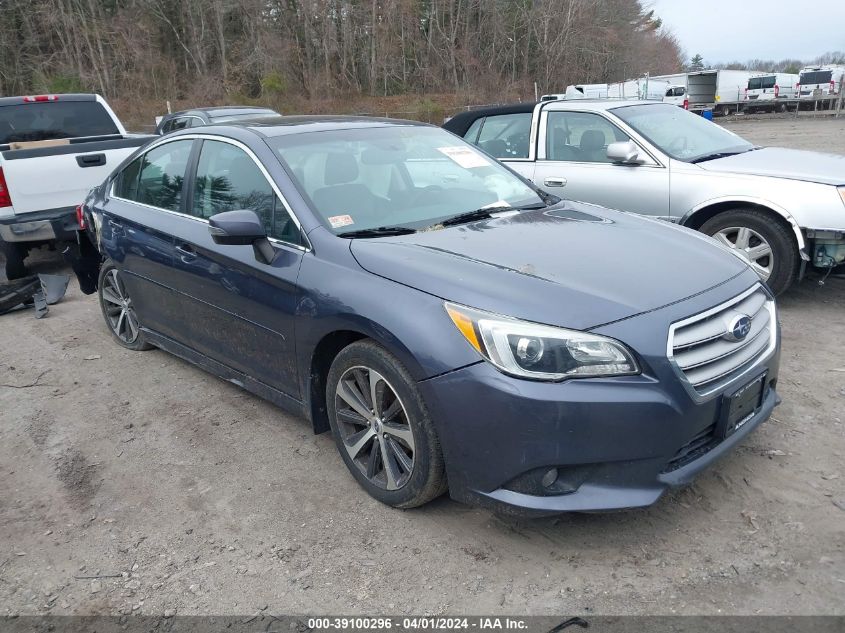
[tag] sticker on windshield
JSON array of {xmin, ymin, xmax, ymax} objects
[
  {"xmin": 329, "ymin": 214, "xmax": 354, "ymax": 229},
  {"xmin": 437, "ymin": 146, "xmax": 491, "ymax": 169}
]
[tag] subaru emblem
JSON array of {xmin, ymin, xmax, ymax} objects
[{"xmin": 726, "ymin": 314, "xmax": 752, "ymax": 342}]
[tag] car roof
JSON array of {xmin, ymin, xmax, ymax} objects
[
  {"xmin": 541, "ymin": 99, "xmax": 657, "ymax": 111},
  {"xmin": 443, "ymin": 102, "xmax": 537, "ymax": 136},
  {"xmin": 229, "ymin": 115, "xmax": 430, "ymax": 137},
  {"xmin": 169, "ymin": 106, "xmax": 277, "ymax": 118}
]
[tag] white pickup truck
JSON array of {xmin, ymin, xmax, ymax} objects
[{"xmin": 0, "ymin": 94, "xmax": 154, "ymax": 279}]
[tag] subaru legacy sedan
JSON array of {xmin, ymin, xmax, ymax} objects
[{"xmin": 76, "ymin": 116, "xmax": 781, "ymax": 515}]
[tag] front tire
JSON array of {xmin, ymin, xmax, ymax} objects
[
  {"xmin": 700, "ymin": 208, "xmax": 798, "ymax": 295},
  {"xmin": 97, "ymin": 260, "xmax": 152, "ymax": 350},
  {"xmin": 326, "ymin": 340, "xmax": 447, "ymax": 508}
]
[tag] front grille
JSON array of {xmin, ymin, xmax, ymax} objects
[
  {"xmin": 669, "ymin": 285, "xmax": 775, "ymax": 395},
  {"xmin": 662, "ymin": 423, "xmax": 718, "ymax": 473}
]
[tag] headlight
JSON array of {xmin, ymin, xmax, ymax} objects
[{"xmin": 445, "ymin": 302, "xmax": 639, "ymax": 381}]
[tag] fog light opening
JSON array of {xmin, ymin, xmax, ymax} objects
[{"xmin": 541, "ymin": 468, "xmax": 559, "ymax": 489}]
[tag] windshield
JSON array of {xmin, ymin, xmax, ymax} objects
[
  {"xmin": 271, "ymin": 126, "xmax": 544, "ymax": 234},
  {"xmin": 0, "ymin": 100, "xmax": 119, "ymax": 144},
  {"xmin": 612, "ymin": 103, "xmax": 753, "ymax": 162}
]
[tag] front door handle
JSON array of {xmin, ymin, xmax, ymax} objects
[
  {"xmin": 175, "ymin": 243, "xmax": 197, "ymax": 262},
  {"xmin": 544, "ymin": 177, "xmax": 568, "ymax": 188}
]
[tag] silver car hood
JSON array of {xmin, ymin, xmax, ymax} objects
[{"xmin": 698, "ymin": 147, "xmax": 845, "ymax": 186}]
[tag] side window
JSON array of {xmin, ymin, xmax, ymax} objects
[
  {"xmin": 114, "ymin": 156, "xmax": 142, "ymax": 200},
  {"xmin": 545, "ymin": 111, "xmax": 630, "ymax": 163},
  {"xmin": 136, "ymin": 140, "xmax": 193, "ymax": 211},
  {"xmin": 171, "ymin": 117, "xmax": 193, "ymax": 131},
  {"xmin": 463, "ymin": 117, "xmax": 484, "ymax": 144},
  {"xmin": 476, "ymin": 113, "xmax": 532, "ymax": 159},
  {"xmin": 192, "ymin": 140, "xmax": 301, "ymax": 245}
]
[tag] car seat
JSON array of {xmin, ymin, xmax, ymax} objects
[
  {"xmin": 579, "ymin": 130, "xmax": 607, "ymax": 162},
  {"xmin": 311, "ymin": 153, "xmax": 388, "ymax": 220}
]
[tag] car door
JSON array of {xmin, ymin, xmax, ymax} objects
[
  {"xmin": 531, "ymin": 109, "xmax": 670, "ymax": 218},
  {"xmin": 164, "ymin": 137, "xmax": 306, "ymax": 397},
  {"xmin": 101, "ymin": 139, "xmax": 195, "ymax": 341}
]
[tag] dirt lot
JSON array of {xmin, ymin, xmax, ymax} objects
[{"xmin": 1, "ymin": 116, "xmax": 844, "ymax": 617}]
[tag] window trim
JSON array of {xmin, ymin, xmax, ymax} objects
[
  {"xmin": 537, "ymin": 109, "xmax": 662, "ymax": 168},
  {"xmin": 163, "ymin": 115, "xmax": 205, "ymax": 134},
  {"xmin": 109, "ymin": 134, "xmax": 311, "ymax": 252}
]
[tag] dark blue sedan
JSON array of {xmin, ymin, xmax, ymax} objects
[{"xmin": 77, "ymin": 116, "xmax": 781, "ymax": 515}]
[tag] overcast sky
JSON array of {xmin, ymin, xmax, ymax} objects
[{"xmin": 648, "ymin": 0, "xmax": 845, "ymax": 64}]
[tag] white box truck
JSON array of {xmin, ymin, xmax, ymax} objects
[{"xmin": 654, "ymin": 70, "xmax": 753, "ymax": 115}]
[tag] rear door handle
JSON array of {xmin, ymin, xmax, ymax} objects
[
  {"xmin": 544, "ymin": 177, "xmax": 568, "ymax": 188},
  {"xmin": 76, "ymin": 153, "xmax": 106, "ymax": 168},
  {"xmin": 176, "ymin": 243, "xmax": 197, "ymax": 262}
]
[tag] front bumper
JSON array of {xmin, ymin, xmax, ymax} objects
[
  {"xmin": 0, "ymin": 207, "xmax": 78, "ymax": 243},
  {"xmin": 419, "ymin": 293, "xmax": 781, "ymax": 517}
]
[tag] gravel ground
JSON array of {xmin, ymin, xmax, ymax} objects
[{"xmin": 1, "ymin": 116, "xmax": 844, "ymax": 617}]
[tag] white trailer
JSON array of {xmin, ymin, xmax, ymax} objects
[
  {"xmin": 546, "ymin": 77, "xmax": 669, "ymax": 102},
  {"xmin": 606, "ymin": 77, "xmax": 669, "ymax": 101}
]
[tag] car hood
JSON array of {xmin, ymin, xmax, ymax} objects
[
  {"xmin": 698, "ymin": 147, "xmax": 845, "ymax": 185},
  {"xmin": 350, "ymin": 202, "xmax": 750, "ymax": 330}
]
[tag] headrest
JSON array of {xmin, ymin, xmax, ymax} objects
[
  {"xmin": 580, "ymin": 130, "xmax": 605, "ymax": 151},
  {"xmin": 324, "ymin": 152, "xmax": 359, "ymax": 186}
]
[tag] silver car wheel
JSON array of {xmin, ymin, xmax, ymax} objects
[
  {"xmin": 334, "ymin": 366, "xmax": 415, "ymax": 491},
  {"xmin": 101, "ymin": 268, "xmax": 141, "ymax": 344},
  {"xmin": 713, "ymin": 226, "xmax": 774, "ymax": 281}
]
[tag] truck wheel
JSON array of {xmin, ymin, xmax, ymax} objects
[
  {"xmin": 719, "ymin": 105, "xmax": 733, "ymax": 116},
  {"xmin": 97, "ymin": 260, "xmax": 152, "ymax": 350},
  {"xmin": 700, "ymin": 209, "xmax": 798, "ymax": 295},
  {"xmin": 0, "ymin": 241, "xmax": 29, "ymax": 280},
  {"xmin": 326, "ymin": 340, "xmax": 448, "ymax": 508}
]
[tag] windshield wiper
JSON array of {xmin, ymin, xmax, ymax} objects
[
  {"xmin": 437, "ymin": 203, "xmax": 545, "ymax": 229},
  {"xmin": 337, "ymin": 226, "xmax": 417, "ymax": 238},
  {"xmin": 690, "ymin": 147, "xmax": 759, "ymax": 164},
  {"xmin": 439, "ymin": 207, "xmax": 506, "ymax": 227}
]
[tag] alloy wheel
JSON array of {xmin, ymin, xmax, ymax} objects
[
  {"xmin": 713, "ymin": 226, "xmax": 774, "ymax": 281},
  {"xmin": 101, "ymin": 268, "xmax": 141, "ymax": 344},
  {"xmin": 334, "ymin": 366, "xmax": 415, "ymax": 491}
]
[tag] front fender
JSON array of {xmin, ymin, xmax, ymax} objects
[{"xmin": 680, "ymin": 195, "xmax": 808, "ymax": 260}]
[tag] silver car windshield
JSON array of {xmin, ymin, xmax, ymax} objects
[
  {"xmin": 271, "ymin": 126, "xmax": 544, "ymax": 234},
  {"xmin": 612, "ymin": 103, "xmax": 754, "ymax": 163}
]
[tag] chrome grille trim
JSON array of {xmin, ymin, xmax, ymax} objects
[{"xmin": 667, "ymin": 284, "xmax": 777, "ymax": 398}]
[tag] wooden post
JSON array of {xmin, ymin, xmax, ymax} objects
[{"xmin": 837, "ymin": 73, "xmax": 845, "ymax": 118}]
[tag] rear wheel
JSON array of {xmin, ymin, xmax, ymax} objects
[
  {"xmin": 326, "ymin": 340, "xmax": 447, "ymax": 508},
  {"xmin": 97, "ymin": 260, "xmax": 152, "ymax": 350},
  {"xmin": 700, "ymin": 208, "xmax": 798, "ymax": 295},
  {"xmin": 1, "ymin": 241, "xmax": 29, "ymax": 280},
  {"xmin": 719, "ymin": 104, "xmax": 733, "ymax": 116}
]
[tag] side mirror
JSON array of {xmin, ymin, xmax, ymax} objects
[
  {"xmin": 606, "ymin": 141, "xmax": 642, "ymax": 165},
  {"xmin": 208, "ymin": 209, "xmax": 275, "ymax": 264}
]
